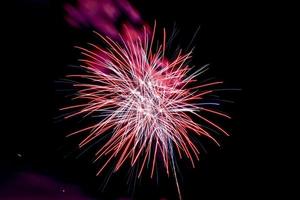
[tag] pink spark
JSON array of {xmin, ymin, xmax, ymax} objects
[{"xmin": 62, "ymin": 23, "xmax": 230, "ymax": 199}]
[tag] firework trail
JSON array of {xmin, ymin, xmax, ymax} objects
[{"xmin": 62, "ymin": 23, "xmax": 231, "ymax": 199}]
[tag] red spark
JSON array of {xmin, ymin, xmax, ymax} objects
[{"xmin": 62, "ymin": 23, "xmax": 231, "ymax": 199}]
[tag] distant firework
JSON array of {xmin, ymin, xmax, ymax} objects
[
  {"xmin": 62, "ymin": 23, "xmax": 231, "ymax": 199},
  {"xmin": 64, "ymin": 0, "xmax": 143, "ymax": 40}
]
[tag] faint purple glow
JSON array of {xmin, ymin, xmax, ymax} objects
[
  {"xmin": 64, "ymin": 0, "xmax": 143, "ymax": 39},
  {"xmin": 0, "ymin": 171, "xmax": 162, "ymax": 199},
  {"xmin": 0, "ymin": 172, "xmax": 93, "ymax": 200}
]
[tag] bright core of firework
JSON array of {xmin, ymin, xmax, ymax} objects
[{"xmin": 62, "ymin": 24, "xmax": 230, "ymax": 198}]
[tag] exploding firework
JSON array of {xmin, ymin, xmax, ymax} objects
[{"xmin": 62, "ymin": 23, "xmax": 231, "ymax": 199}]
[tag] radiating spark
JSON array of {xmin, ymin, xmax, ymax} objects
[{"xmin": 62, "ymin": 23, "xmax": 230, "ymax": 199}]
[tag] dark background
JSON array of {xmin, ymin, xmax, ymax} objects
[{"xmin": 1, "ymin": 0, "xmax": 293, "ymax": 199}]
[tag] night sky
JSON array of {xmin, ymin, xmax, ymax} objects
[{"xmin": 2, "ymin": 0, "xmax": 292, "ymax": 199}]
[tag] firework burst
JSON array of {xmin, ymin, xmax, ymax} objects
[{"xmin": 62, "ymin": 23, "xmax": 231, "ymax": 199}]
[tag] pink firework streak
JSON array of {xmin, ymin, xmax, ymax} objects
[{"xmin": 62, "ymin": 24, "xmax": 231, "ymax": 199}]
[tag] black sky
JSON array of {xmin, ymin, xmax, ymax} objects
[{"xmin": 1, "ymin": 0, "xmax": 293, "ymax": 199}]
